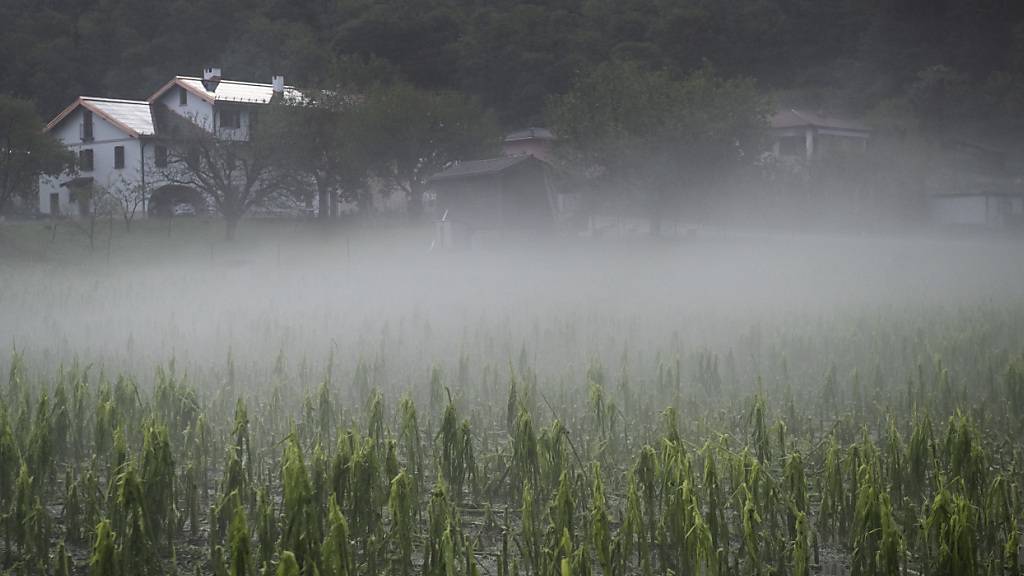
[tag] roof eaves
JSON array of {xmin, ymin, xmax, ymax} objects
[
  {"xmin": 45, "ymin": 97, "xmax": 85, "ymax": 132},
  {"xmin": 148, "ymin": 77, "xmax": 215, "ymax": 104},
  {"xmin": 430, "ymin": 155, "xmax": 534, "ymax": 182}
]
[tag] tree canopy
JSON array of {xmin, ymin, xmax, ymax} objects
[
  {"xmin": 548, "ymin": 61, "xmax": 768, "ymax": 232},
  {"xmin": 1, "ymin": 0, "xmax": 1022, "ymax": 137},
  {"xmin": 0, "ymin": 96, "xmax": 75, "ymax": 214}
]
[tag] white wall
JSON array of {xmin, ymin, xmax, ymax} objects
[
  {"xmin": 926, "ymin": 194, "xmax": 1023, "ymax": 228},
  {"xmin": 159, "ymin": 85, "xmax": 214, "ymax": 129},
  {"xmin": 38, "ymin": 108, "xmax": 147, "ymax": 216},
  {"xmin": 157, "ymin": 84, "xmax": 252, "ymax": 140}
]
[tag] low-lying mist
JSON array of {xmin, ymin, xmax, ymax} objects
[{"xmin": 3, "ymin": 226, "xmax": 1022, "ymax": 389}]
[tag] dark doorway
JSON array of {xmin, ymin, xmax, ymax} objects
[{"xmin": 148, "ymin": 185, "xmax": 205, "ymax": 217}]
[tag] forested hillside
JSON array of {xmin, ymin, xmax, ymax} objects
[{"xmin": 3, "ymin": 0, "xmax": 1023, "ymax": 134}]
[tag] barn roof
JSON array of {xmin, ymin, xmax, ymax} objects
[
  {"xmin": 148, "ymin": 76, "xmax": 305, "ymax": 105},
  {"xmin": 46, "ymin": 97, "xmax": 156, "ymax": 137},
  {"xmin": 504, "ymin": 127, "xmax": 555, "ymax": 142},
  {"xmin": 770, "ymin": 109, "xmax": 870, "ymax": 132},
  {"xmin": 429, "ymin": 155, "xmax": 542, "ymax": 182}
]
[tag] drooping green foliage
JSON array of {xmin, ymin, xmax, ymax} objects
[{"xmin": 3, "ymin": 304, "xmax": 1024, "ymax": 576}]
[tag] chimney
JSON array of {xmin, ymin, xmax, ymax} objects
[
  {"xmin": 203, "ymin": 67, "xmax": 222, "ymax": 91},
  {"xmin": 272, "ymin": 75, "xmax": 285, "ymax": 94}
]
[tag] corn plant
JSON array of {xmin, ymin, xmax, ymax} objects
[
  {"xmin": 792, "ymin": 512, "xmax": 810, "ymax": 576},
  {"xmin": 89, "ymin": 519, "xmax": 118, "ymax": 576},
  {"xmin": 519, "ymin": 481, "xmax": 542, "ymax": 575},
  {"xmin": 389, "ymin": 469, "xmax": 414, "ymax": 576},
  {"xmin": 281, "ymin": 432, "xmax": 318, "ymax": 572},
  {"xmin": 399, "ymin": 395, "xmax": 424, "ymax": 498},
  {"xmin": 228, "ymin": 494, "xmax": 253, "ymax": 576},
  {"xmin": 438, "ymin": 391, "xmax": 474, "ymax": 500},
  {"xmin": 140, "ymin": 423, "xmax": 176, "ymax": 548},
  {"xmin": 925, "ymin": 483, "xmax": 979, "ymax": 576},
  {"xmin": 589, "ymin": 463, "xmax": 612, "ymax": 575},
  {"xmin": 321, "ymin": 497, "xmax": 353, "ymax": 576},
  {"xmin": 276, "ymin": 551, "xmax": 300, "ymax": 576},
  {"xmin": 512, "ymin": 407, "xmax": 540, "ymax": 496}
]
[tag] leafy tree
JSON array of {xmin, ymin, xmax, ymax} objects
[
  {"xmin": 264, "ymin": 57, "xmax": 397, "ymax": 220},
  {"xmin": 548, "ymin": 60, "xmax": 767, "ymax": 234},
  {"xmin": 0, "ymin": 96, "xmax": 74, "ymax": 214},
  {"xmin": 362, "ymin": 82, "xmax": 501, "ymax": 217}
]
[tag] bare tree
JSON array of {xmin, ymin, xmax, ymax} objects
[
  {"xmin": 101, "ymin": 174, "xmax": 146, "ymax": 232},
  {"xmin": 69, "ymin": 184, "xmax": 118, "ymax": 250},
  {"xmin": 158, "ymin": 114, "xmax": 290, "ymax": 240}
]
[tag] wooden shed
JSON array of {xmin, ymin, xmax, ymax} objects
[{"xmin": 428, "ymin": 155, "xmax": 555, "ymax": 245}]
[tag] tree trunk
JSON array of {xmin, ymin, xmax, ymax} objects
[
  {"xmin": 318, "ymin": 184, "xmax": 330, "ymax": 220},
  {"xmin": 225, "ymin": 216, "xmax": 240, "ymax": 241},
  {"xmin": 648, "ymin": 189, "xmax": 663, "ymax": 238},
  {"xmin": 407, "ymin": 181, "xmax": 423, "ymax": 220}
]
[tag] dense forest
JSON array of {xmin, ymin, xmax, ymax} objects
[{"xmin": 2, "ymin": 0, "xmax": 1024, "ymax": 135}]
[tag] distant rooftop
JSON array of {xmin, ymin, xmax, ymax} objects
[
  {"xmin": 430, "ymin": 155, "xmax": 544, "ymax": 182},
  {"xmin": 504, "ymin": 127, "xmax": 555, "ymax": 142},
  {"xmin": 151, "ymin": 76, "xmax": 304, "ymax": 105},
  {"xmin": 770, "ymin": 109, "xmax": 870, "ymax": 132}
]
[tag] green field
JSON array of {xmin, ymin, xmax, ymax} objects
[{"xmin": 1, "ymin": 221, "xmax": 1023, "ymax": 575}]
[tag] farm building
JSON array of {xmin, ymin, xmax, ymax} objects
[
  {"xmin": 768, "ymin": 109, "xmax": 871, "ymax": 161},
  {"xmin": 928, "ymin": 192, "xmax": 1024, "ymax": 229},
  {"xmin": 429, "ymin": 155, "xmax": 556, "ymax": 247},
  {"xmin": 927, "ymin": 140, "xmax": 1024, "ymax": 230},
  {"xmin": 502, "ymin": 127, "xmax": 556, "ymax": 161}
]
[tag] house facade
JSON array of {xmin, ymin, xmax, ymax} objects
[
  {"xmin": 39, "ymin": 68, "xmax": 300, "ymax": 217},
  {"xmin": 39, "ymin": 97, "xmax": 158, "ymax": 217}
]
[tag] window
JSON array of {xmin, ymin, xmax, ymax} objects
[
  {"xmin": 114, "ymin": 146, "xmax": 125, "ymax": 169},
  {"xmin": 219, "ymin": 108, "xmax": 241, "ymax": 129},
  {"xmin": 179, "ymin": 86, "xmax": 188, "ymax": 106},
  {"xmin": 79, "ymin": 149, "xmax": 94, "ymax": 171},
  {"xmin": 82, "ymin": 110, "xmax": 93, "ymax": 141},
  {"xmin": 154, "ymin": 145, "xmax": 167, "ymax": 168}
]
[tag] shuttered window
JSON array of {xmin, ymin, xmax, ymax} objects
[
  {"xmin": 219, "ymin": 108, "xmax": 241, "ymax": 129},
  {"xmin": 79, "ymin": 149, "xmax": 94, "ymax": 171},
  {"xmin": 155, "ymin": 145, "xmax": 167, "ymax": 168},
  {"xmin": 82, "ymin": 110, "xmax": 94, "ymax": 141}
]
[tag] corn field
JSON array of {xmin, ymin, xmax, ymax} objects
[{"xmin": 1, "ymin": 231, "xmax": 1023, "ymax": 575}]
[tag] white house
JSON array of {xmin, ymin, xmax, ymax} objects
[
  {"xmin": 39, "ymin": 68, "xmax": 301, "ymax": 217},
  {"xmin": 39, "ymin": 97, "xmax": 159, "ymax": 217}
]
